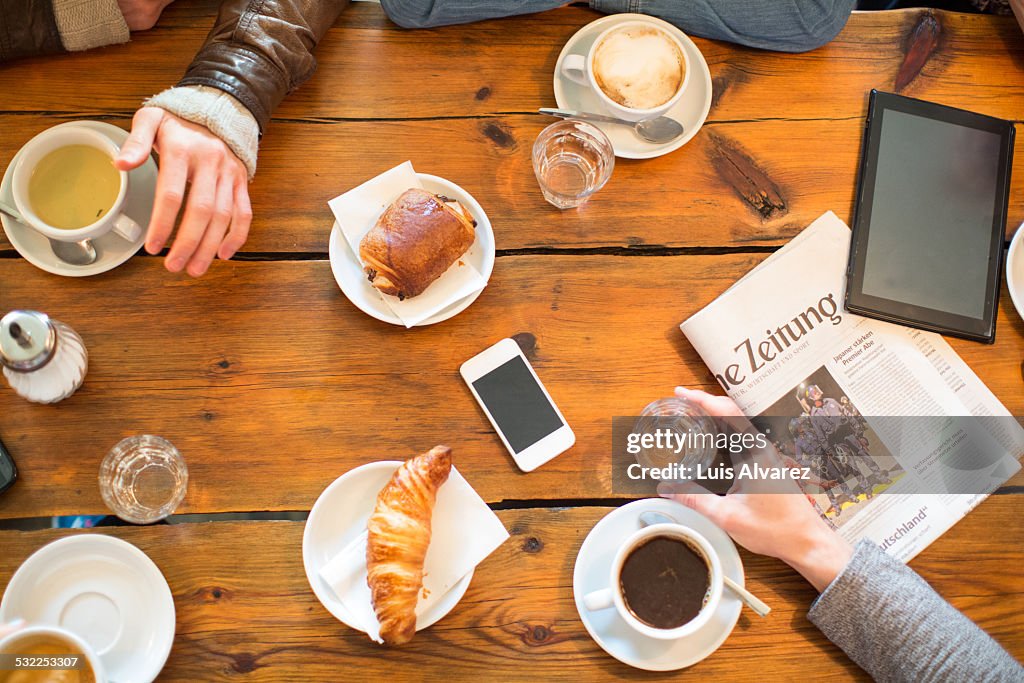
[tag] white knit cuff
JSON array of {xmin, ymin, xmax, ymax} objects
[
  {"xmin": 52, "ymin": 0, "xmax": 129, "ymax": 52},
  {"xmin": 146, "ymin": 86, "xmax": 259, "ymax": 179}
]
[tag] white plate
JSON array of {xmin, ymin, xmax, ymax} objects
[
  {"xmin": 302, "ymin": 461, "xmax": 473, "ymax": 635},
  {"xmin": 573, "ymin": 498, "xmax": 743, "ymax": 671},
  {"xmin": 1007, "ymin": 223, "xmax": 1024, "ymax": 323},
  {"xmin": 0, "ymin": 120, "xmax": 155, "ymax": 277},
  {"xmin": 0, "ymin": 534, "xmax": 176, "ymax": 683},
  {"xmin": 553, "ymin": 14, "xmax": 713, "ymax": 160},
  {"xmin": 328, "ymin": 174, "xmax": 495, "ymax": 327}
]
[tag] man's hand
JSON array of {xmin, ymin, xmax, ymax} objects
[
  {"xmin": 117, "ymin": 0, "xmax": 175, "ymax": 31},
  {"xmin": 115, "ymin": 108, "xmax": 252, "ymax": 277},
  {"xmin": 660, "ymin": 387, "xmax": 854, "ymax": 592}
]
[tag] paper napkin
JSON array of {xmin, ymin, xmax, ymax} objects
[
  {"xmin": 318, "ymin": 465, "xmax": 509, "ymax": 643},
  {"xmin": 327, "ymin": 161, "xmax": 486, "ymax": 327}
]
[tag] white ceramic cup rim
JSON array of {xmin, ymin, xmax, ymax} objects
[
  {"xmin": 580, "ymin": 20, "xmax": 691, "ymax": 119},
  {"xmin": 0, "ymin": 624, "xmax": 106, "ymax": 682},
  {"xmin": 11, "ymin": 125, "xmax": 129, "ymax": 241},
  {"xmin": 600, "ymin": 523, "xmax": 722, "ymax": 640}
]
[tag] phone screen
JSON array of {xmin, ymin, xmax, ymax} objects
[{"xmin": 472, "ymin": 356, "xmax": 564, "ymax": 453}]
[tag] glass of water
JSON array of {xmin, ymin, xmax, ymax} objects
[
  {"xmin": 633, "ymin": 397, "xmax": 717, "ymax": 473},
  {"xmin": 532, "ymin": 120, "xmax": 615, "ymax": 209},
  {"xmin": 99, "ymin": 435, "xmax": 188, "ymax": 524}
]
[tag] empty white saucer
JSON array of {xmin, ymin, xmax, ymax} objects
[
  {"xmin": 303, "ymin": 461, "xmax": 473, "ymax": 635},
  {"xmin": 552, "ymin": 14, "xmax": 713, "ymax": 160},
  {"xmin": 328, "ymin": 173, "xmax": 495, "ymax": 326},
  {"xmin": 0, "ymin": 120, "xmax": 155, "ymax": 277},
  {"xmin": 573, "ymin": 498, "xmax": 743, "ymax": 671},
  {"xmin": 0, "ymin": 534, "xmax": 176, "ymax": 683}
]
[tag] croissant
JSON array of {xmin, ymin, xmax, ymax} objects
[
  {"xmin": 359, "ymin": 188, "xmax": 477, "ymax": 300},
  {"xmin": 366, "ymin": 445, "xmax": 453, "ymax": 645}
]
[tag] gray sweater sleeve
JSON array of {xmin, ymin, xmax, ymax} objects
[
  {"xmin": 808, "ymin": 539, "xmax": 1024, "ymax": 682},
  {"xmin": 379, "ymin": 0, "xmax": 855, "ymax": 52}
]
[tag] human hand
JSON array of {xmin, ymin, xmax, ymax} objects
[
  {"xmin": 115, "ymin": 107, "xmax": 252, "ymax": 277},
  {"xmin": 117, "ymin": 0, "xmax": 175, "ymax": 31},
  {"xmin": 660, "ymin": 387, "xmax": 853, "ymax": 592}
]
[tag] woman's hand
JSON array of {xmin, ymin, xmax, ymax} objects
[
  {"xmin": 117, "ymin": 0, "xmax": 175, "ymax": 31},
  {"xmin": 660, "ymin": 387, "xmax": 854, "ymax": 592},
  {"xmin": 115, "ymin": 108, "xmax": 252, "ymax": 277}
]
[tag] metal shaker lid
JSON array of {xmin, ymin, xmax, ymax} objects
[{"xmin": 0, "ymin": 310, "xmax": 57, "ymax": 372}]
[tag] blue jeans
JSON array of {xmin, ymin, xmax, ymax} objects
[{"xmin": 379, "ymin": 0, "xmax": 856, "ymax": 52}]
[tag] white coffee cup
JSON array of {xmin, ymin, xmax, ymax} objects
[
  {"xmin": 582, "ymin": 523, "xmax": 722, "ymax": 640},
  {"xmin": 561, "ymin": 20, "xmax": 690, "ymax": 123},
  {"xmin": 0, "ymin": 624, "xmax": 106, "ymax": 682},
  {"xmin": 11, "ymin": 124, "xmax": 142, "ymax": 244}
]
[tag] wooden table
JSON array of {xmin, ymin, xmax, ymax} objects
[{"xmin": 1, "ymin": 3, "xmax": 1022, "ymax": 680}]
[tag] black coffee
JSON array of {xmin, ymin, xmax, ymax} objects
[{"xmin": 619, "ymin": 536, "xmax": 709, "ymax": 629}]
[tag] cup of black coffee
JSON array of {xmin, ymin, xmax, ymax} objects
[{"xmin": 582, "ymin": 523, "xmax": 722, "ymax": 639}]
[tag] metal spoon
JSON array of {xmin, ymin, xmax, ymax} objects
[
  {"xmin": 539, "ymin": 108, "xmax": 685, "ymax": 144},
  {"xmin": 0, "ymin": 199, "xmax": 98, "ymax": 266},
  {"xmin": 639, "ymin": 510, "xmax": 772, "ymax": 617}
]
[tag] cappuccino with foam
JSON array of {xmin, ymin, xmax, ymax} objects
[{"xmin": 593, "ymin": 26, "xmax": 684, "ymax": 111}]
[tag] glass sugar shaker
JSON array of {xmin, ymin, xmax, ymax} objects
[{"xmin": 0, "ymin": 310, "xmax": 88, "ymax": 404}]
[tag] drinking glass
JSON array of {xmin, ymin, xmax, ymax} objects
[
  {"xmin": 532, "ymin": 120, "xmax": 615, "ymax": 209},
  {"xmin": 632, "ymin": 397, "xmax": 716, "ymax": 472},
  {"xmin": 99, "ymin": 435, "xmax": 188, "ymax": 524}
]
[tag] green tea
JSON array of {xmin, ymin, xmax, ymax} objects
[{"xmin": 28, "ymin": 145, "xmax": 120, "ymax": 229}]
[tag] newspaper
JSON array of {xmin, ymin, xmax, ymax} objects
[{"xmin": 680, "ymin": 211, "xmax": 1024, "ymax": 561}]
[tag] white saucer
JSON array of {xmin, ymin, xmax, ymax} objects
[
  {"xmin": 1, "ymin": 120, "xmax": 155, "ymax": 277},
  {"xmin": 1007, "ymin": 223, "xmax": 1024, "ymax": 323},
  {"xmin": 303, "ymin": 461, "xmax": 473, "ymax": 635},
  {"xmin": 553, "ymin": 14, "xmax": 713, "ymax": 160},
  {"xmin": 573, "ymin": 498, "xmax": 743, "ymax": 671},
  {"xmin": 0, "ymin": 534, "xmax": 176, "ymax": 683},
  {"xmin": 328, "ymin": 174, "xmax": 495, "ymax": 326}
]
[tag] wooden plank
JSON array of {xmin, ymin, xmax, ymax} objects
[
  {"xmin": 0, "ymin": 256, "xmax": 1020, "ymax": 518},
  {"xmin": 0, "ymin": 501, "xmax": 1020, "ymax": 680},
  {"xmin": 2, "ymin": 114, "xmax": 1022, "ymax": 253},
  {"xmin": 0, "ymin": 5, "xmax": 1020, "ymax": 123}
]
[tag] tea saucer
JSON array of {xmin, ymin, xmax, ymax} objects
[
  {"xmin": 573, "ymin": 498, "xmax": 743, "ymax": 671},
  {"xmin": 303, "ymin": 461, "xmax": 473, "ymax": 635},
  {"xmin": 0, "ymin": 534, "xmax": 176, "ymax": 683},
  {"xmin": 1007, "ymin": 222, "xmax": 1024, "ymax": 323},
  {"xmin": 0, "ymin": 120, "xmax": 155, "ymax": 277},
  {"xmin": 328, "ymin": 173, "xmax": 495, "ymax": 326},
  {"xmin": 552, "ymin": 14, "xmax": 713, "ymax": 160}
]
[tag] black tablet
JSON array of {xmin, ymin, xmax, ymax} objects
[{"xmin": 846, "ymin": 90, "xmax": 1015, "ymax": 344}]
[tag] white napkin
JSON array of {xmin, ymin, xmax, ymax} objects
[
  {"xmin": 318, "ymin": 465, "xmax": 509, "ymax": 643},
  {"xmin": 327, "ymin": 161, "xmax": 487, "ymax": 327}
]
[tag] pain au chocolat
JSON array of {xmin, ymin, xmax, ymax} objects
[{"xmin": 359, "ymin": 188, "xmax": 477, "ymax": 300}]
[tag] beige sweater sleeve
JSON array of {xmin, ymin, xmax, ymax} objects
[
  {"xmin": 51, "ymin": 0, "xmax": 129, "ymax": 52},
  {"xmin": 145, "ymin": 85, "xmax": 260, "ymax": 179}
]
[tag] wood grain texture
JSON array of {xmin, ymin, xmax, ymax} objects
[
  {"xmin": 0, "ymin": 256, "xmax": 1021, "ymax": 519},
  {"xmin": 0, "ymin": 6, "xmax": 1022, "ymax": 252},
  {"xmin": 0, "ymin": 502, "xmax": 1020, "ymax": 681},
  {"xmin": 1, "ymin": 113, "xmax": 1022, "ymax": 253}
]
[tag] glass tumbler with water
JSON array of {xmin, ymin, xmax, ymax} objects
[
  {"xmin": 99, "ymin": 435, "xmax": 188, "ymax": 524},
  {"xmin": 633, "ymin": 397, "xmax": 717, "ymax": 474},
  {"xmin": 532, "ymin": 120, "xmax": 615, "ymax": 209}
]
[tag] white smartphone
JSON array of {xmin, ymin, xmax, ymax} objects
[{"xmin": 460, "ymin": 338, "xmax": 575, "ymax": 472}]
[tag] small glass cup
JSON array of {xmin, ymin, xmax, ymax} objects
[
  {"xmin": 99, "ymin": 435, "xmax": 188, "ymax": 524},
  {"xmin": 632, "ymin": 397, "xmax": 717, "ymax": 472},
  {"xmin": 532, "ymin": 120, "xmax": 615, "ymax": 209}
]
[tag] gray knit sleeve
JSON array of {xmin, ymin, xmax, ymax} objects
[{"xmin": 808, "ymin": 539, "xmax": 1024, "ymax": 682}]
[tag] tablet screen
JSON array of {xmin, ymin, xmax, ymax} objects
[
  {"xmin": 861, "ymin": 109, "xmax": 1002, "ymax": 320},
  {"xmin": 847, "ymin": 91, "xmax": 1014, "ymax": 343}
]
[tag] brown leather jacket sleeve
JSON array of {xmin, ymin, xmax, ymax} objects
[
  {"xmin": 0, "ymin": 0, "xmax": 64, "ymax": 62},
  {"xmin": 178, "ymin": 0, "xmax": 349, "ymax": 134}
]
